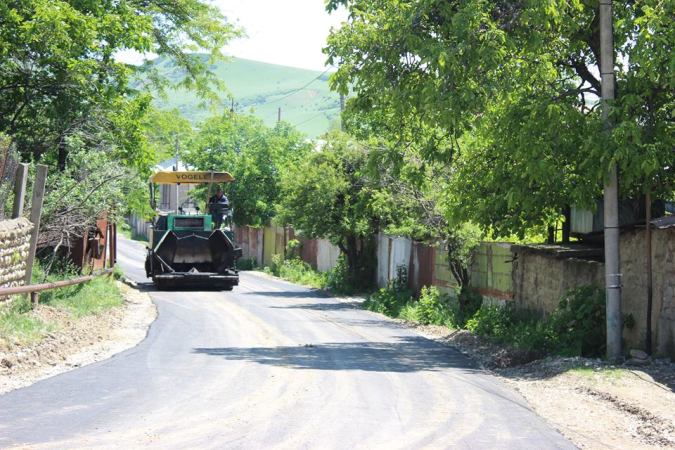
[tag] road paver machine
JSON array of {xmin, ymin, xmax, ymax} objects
[{"xmin": 144, "ymin": 170, "xmax": 242, "ymax": 290}]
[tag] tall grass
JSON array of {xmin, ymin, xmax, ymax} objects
[{"xmin": 0, "ymin": 261, "xmax": 124, "ymax": 346}]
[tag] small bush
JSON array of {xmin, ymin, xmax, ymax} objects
[
  {"xmin": 266, "ymin": 256, "xmax": 328, "ymax": 289},
  {"xmin": 364, "ymin": 286, "xmax": 412, "ymax": 316},
  {"xmin": 465, "ymin": 286, "xmax": 607, "ymax": 357},
  {"xmin": 548, "ymin": 286, "xmax": 605, "ymax": 357},
  {"xmin": 237, "ymin": 258, "xmax": 257, "ymax": 271},
  {"xmin": 455, "ymin": 288, "xmax": 483, "ymax": 327},
  {"xmin": 466, "ymin": 305, "xmax": 514, "ymax": 339},
  {"xmin": 325, "ymin": 255, "xmax": 356, "ymax": 294},
  {"xmin": 416, "ymin": 286, "xmax": 454, "ymax": 326}
]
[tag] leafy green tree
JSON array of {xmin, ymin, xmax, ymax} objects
[
  {"xmin": 141, "ymin": 108, "xmax": 195, "ymax": 163},
  {"xmin": 0, "ymin": 0, "xmax": 239, "ymax": 169},
  {"xmin": 186, "ymin": 113, "xmax": 311, "ymax": 227},
  {"xmin": 326, "ymin": 0, "xmax": 674, "ymax": 237},
  {"xmin": 277, "ymin": 131, "xmax": 378, "ymax": 286}
]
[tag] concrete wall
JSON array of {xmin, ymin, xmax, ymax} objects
[
  {"xmin": 471, "ymin": 243, "xmax": 513, "ymax": 303},
  {"xmin": 620, "ymin": 228, "xmax": 675, "ymax": 357},
  {"xmin": 127, "ymin": 214, "xmax": 150, "ymax": 241},
  {"xmin": 0, "ymin": 218, "xmax": 33, "ymax": 292},
  {"xmin": 316, "ymin": 239, "xmax": 340, "ymax": 273},
  {"xmin": 511, "ymin": 228, "xmax": 675, "ymax": 357},
  {"xmin": 376, "ymin": 234, "xmax": 412, "ymax": 288}
]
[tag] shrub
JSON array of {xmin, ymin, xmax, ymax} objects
[
  {"xmin": 266, "ymin": 256, "xmax": 328, "ymax": 289},
  {"xmin": 548, "ymin": 286, "xmax": 605, "ymax": 357},
  {"xmin": 466, "ymin": 305, "xmax": 514, "ymax": 339},
  {"xmin": 364, "ymin": 286, "xmax": 412, "ymax": 316},
  {"xmin": 455, "ymin": 288, "xmax": 483, "ymax": 327},
  {"xmin": 236, "ymin": 258, "xmax": 257, "ymax": 271},
  {"xmin": 416, "ymin": 286, "xmax": 454, "ymax": 326},
  {"xmin": 326, "ymin": 255, "xmax": 356, "ymax": 294}
]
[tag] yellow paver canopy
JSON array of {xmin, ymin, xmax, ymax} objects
[{"xmin": 150, "ymin": 171, "xmax": 234, "ymax": 184}]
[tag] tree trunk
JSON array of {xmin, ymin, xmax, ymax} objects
[
  {"xmin": 547, "ymin": 225, "xmax": 555, "ymax": 244},
  {"xmin": 562, "ymin": 206, "xmax": 571, "ymax": 244},
  {"xmin": 57, "ymin": 138, "xmax": 67, "ymax": 171}
]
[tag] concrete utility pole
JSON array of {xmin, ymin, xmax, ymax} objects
[
  {"xmin": 600, "ymin": 0, "xmax": 622, "ymax": 361},
  {"xmin": 174, "ymin": 135, "xmax": 180, "ymax": 214},
  {"xmin": 277, "ymin": 107, "xmax": 282, "ymax": 123}
]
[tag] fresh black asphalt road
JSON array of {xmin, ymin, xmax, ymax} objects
[{"xmin": 0, "ymin": 237, "xmax": 574, "ymax": 449}]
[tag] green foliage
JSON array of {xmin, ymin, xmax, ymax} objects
[
  {"xmin": 141, "ymin": 108, "xmax": 195, "ymax": 162},
  {"xmin": 0, "ymin": 298, "xmax": 52, "ymax": 345},
  {"xmin": 38, "ymin": 146, "xmax": 147, "ymax": 248},
  {"xmin": 364, "ymin": 286, "xmax": 413, "ymax": 317},
  {"xmin": 43, "ymin": 277, "xmax": 123, "ymax": 318},
  {"xmin": 325, "ymin": 255, "xmax": 358, "ymax": 294},
  {"xmin": 236, "ymin": 258, "xmax": 257, "ymax": 271},
  {"xmin": 277, "ymin": 131, "xmax": 378, "ymax": 287},
  {"xmin": 0, "ymin": 0, "xmax": 239, "ymax": 168},
  {"xmin": 186, "ymin": 113, "xmax": 311, "ymax": 227},
  {"xmin": 1, "ymin": 260, "xmax": 122, "ymax": 346},
  {"xmin": 265, "ymin": 255, "xmax": 329, "ymax": 290},
  {"xmin": 466, "ymin": 286, "xmax": 607, "ymax": 357},
  {"xmin": 326, "ymin": 0, "xmax": 674, "ymax": 238},
  {"xmin": 548, "ymin": 286, "xmax": 606, "ymax": 357},
  {"xmin": 416, "ymin": 286, "xmax": 453, "ymax": 326}
]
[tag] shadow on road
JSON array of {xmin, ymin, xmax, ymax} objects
[
  {"xmin": 268, "ymin": 301, "xmax": 363, "ymax": 311},
  {"xmin": 193, "ymin": 336, "xmax": 477, "ymax": 373},
  {"xmin": 243, "ymin": 290, "xmax": 328, "ymax": 299}
]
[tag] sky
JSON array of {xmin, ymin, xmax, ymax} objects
[
  {"xmin": 118, "ymin": 1, "xmax": 348, "ymax": 71},
  {"xmin": 219, "ymin": 0, "xmax": 348, "ymax": 71}
]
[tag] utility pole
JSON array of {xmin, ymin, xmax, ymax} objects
[
  {"xmin": 277, "ymin": 107, "xmax": 281, "ymax": 123},
  {"xmin": 174, "ymin": 134, "xmax": 180, "ymax": 214},
  {"xmin": 600, "ymin": 0, "xmax": 622, "ymax": 361}
]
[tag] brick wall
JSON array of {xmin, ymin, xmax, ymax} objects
[{"xmin": 0, "ymin": 218, "xmax": 33, "ymax": 291}]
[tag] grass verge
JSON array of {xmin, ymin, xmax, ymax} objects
[{"xmin": 0, "ymin": 265, "xmax": 124, "ymax": 346}]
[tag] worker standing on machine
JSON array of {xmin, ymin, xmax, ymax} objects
[{"xmin": 208, "ymin": 188, "xmax": 229, "ymax": 229}]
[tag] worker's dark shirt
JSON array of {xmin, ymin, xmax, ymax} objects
[{"xmin": 209, "ymin": 194, "xmax": 229, "ymax": 208}]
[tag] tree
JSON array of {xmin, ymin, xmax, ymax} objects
[
  {"xmin": 277, "ymin": 131, "xmax": 378, "ymax": 287},
  {"xmin": 326, "ymin": 0, "xmax": 674, "ymax": 237},
  {"xmin": 141, "ymin": 108, "xmax": 195, "ymax": 163},
  {"xmin": 0, "ymin": 0, "xmax": 239, "ymax": 170},
  {"xmin": 186, "ymin": 113, "xmax": 311, "ymax": 227}
]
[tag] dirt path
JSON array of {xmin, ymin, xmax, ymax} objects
[
  {"xmin": 404, "ymin": 322, "xmax": 675, "ymax": 449},
  {"xmin": 0, "ymin": 282, "xmax": 156, "ymax": 395}
]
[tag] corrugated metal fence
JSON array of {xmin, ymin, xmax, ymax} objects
[{"xmin": 234, "ymin": 225, "xmax": 517, "ymax": 300}]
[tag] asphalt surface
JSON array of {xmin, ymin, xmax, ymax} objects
[{"xmin": 0, "ymin": 237, "xmax": 574, "ymax": 449}]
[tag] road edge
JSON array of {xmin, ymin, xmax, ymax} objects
[{"xmin": 0, "ymin": 280, "xmax": 157, "ymax": 395}]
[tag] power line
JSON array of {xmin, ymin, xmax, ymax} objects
[
  {"xmin": 291, "ymin": 111, "xmax": 327, "ymax": 128},
  {"xmin": 263, "ymin": 68, "xmax": 331, "ymax": 105}
]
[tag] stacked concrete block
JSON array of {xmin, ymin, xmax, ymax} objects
[{"xmin": 0, "ymin": 218, "xmax": 33, "ymax": 291}]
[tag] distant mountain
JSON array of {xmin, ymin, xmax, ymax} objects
[{"xmin": 141, "ymin": 56, "xmax": 341, "ymax": 137}]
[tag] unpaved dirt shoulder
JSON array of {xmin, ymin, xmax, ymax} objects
[
  {"xmin": 401, "ymin": 321, "xmax": 675, "ymax": 450},
  {"xmin": 0, "ymin": 281, "xmax": 156, "ymax": 395}
]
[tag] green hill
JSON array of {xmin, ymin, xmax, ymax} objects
[{"xmin": 142, "ymin": 56, "xmax": 341, "ymax": 137}]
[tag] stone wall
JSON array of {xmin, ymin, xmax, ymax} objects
[
  {"xmin": 511, "ymin": 247, "xmax": 604, "ymax": 315},
  {"xmin": 0, "ymin": 218, "xmax": 33, "ymax": 292},
  {"xmin": 511, "ymin": 228, "xmax": 675, "ymax": 357},
  {"xmin": 620, "ymin": 228, "xmax": 675, "ymax": 357}
]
